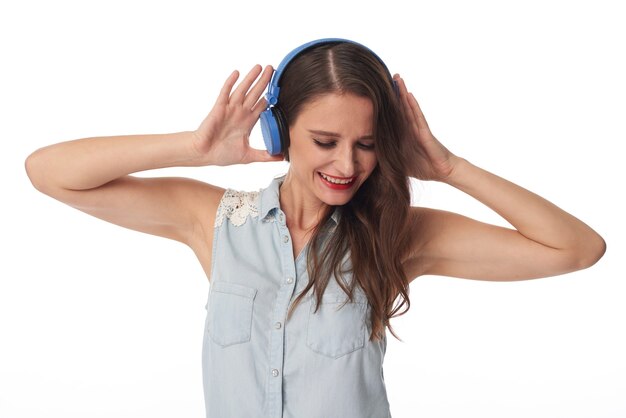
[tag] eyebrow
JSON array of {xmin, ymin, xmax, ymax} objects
[{"xmin": 307, "ymin": 129, "xmax": 375, "ymax": 140}]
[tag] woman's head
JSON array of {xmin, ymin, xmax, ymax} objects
[{"xmin": 277, "ymin": 41, "xmax": 409, "ymax": 206}]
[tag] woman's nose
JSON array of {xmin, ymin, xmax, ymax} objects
[{"xmin": 335, "ymin": 145, "xmax": 357, "ymax": 176}]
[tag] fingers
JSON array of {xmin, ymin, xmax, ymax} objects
[
  {"xmin": 229, "ymin": 64, "xmax": 266, "ymax": 105},
  {"xmin": 228, "ymin": 65, "xmax": 260, "ymax": 104},
  {"xmin": 395, "ymin": 74, "xmax": 430, "ymax": 133},
  {"xmin": 214, "ymin": 70, "xmax": 240, "ymax": 106},
  {"xmin": 251, "ymin": 96, "xmax": 268, "ymax": 118},
  {"xmin": 394, "ymin": 74, "xmax": 413, "ymax": 120},
  {"xmin": 216, "ymin": 65, "xmax": 273, "ymax": 115},
  {"xmin": 394, "ymin": 74, "xmax": 409, "ymax": 122},
  {"xmin": 244, "ymin": 65, "xmax": 274, "ymax": 109},
  {"xmin": 395, "ymin": 75, "xmax": 420, "ymax": 133},
  {"xmin": 408, "ymin": 92, "xmax": 430, "ymax": 131}
]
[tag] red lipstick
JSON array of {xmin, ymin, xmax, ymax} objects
[{"xmin": 318, "ymin": 172, "xmax": 357, "ymax": 190}]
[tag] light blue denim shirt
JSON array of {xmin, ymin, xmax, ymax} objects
[{"xmin": 202, "ymin": 174, "xmax": 391, "ymax": 418}]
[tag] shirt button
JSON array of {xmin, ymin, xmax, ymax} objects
[
  {"xmin": 274, "ymin": 322, "xmax": 282, "ymax": 329},
  {"xmin": 283, "ymin": 235, "xmax": 289, "ymax": 243},
  {"xmin": 272, "ymin": 368, "xmax": 279, "ymax": 377},
  {"xmin": 279, "ymin": 213, "xmax": 284, "ymax": 222},
  {"xmin": 286, "ymin": 277, "xmax": 294, "ymax": 284}
]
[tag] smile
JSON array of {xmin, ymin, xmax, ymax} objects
[
  {"xmin": 319, "ymin": 172, "xmax": 356, "ymax": 184},
  {"xmin": 318, "ymin": 172, "xmax": 357, "ymax": 190}
]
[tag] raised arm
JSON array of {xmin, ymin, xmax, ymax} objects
[
  {"xmin": 25, "ymin": 65, "xmax": 281, "ymax": 251},
  {"xmin": 393, "ymin": 75, "xmax": 606, "ymax": 282}
]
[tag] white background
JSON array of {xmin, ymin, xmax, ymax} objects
[{"xmin": 2, "ymin": 0, "xmax": 624, "ymax": 417}]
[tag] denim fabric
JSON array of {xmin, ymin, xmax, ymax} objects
[{"xmin": 202, "ymin": 174, "xmax": 391, "ymax": 418}]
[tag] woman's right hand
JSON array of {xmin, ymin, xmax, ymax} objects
[{"xmin": 192, "ymin": 64, "xmax": 284, "ymax": 166}]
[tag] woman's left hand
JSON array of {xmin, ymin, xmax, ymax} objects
[{"xmin": 394, "ymin": 74, "xmax": 460, "ymax": 182}]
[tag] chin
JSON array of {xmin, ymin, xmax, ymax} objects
[
  {"xmin": 316, "ymin": 184, "xmax": 362, "ymax": 206},
  {"xmin": 321, "ymin": 196, "xmax": 352, "ymax": 206}
]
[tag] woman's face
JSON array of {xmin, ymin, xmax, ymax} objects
[{"xmin": 287, "ymin": 92, "xmax": 378, "ymax": 206}]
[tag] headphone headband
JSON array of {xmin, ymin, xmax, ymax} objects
[{"xmin": 265, "ymin": 38, "xmax": 394, "ymax": 106}]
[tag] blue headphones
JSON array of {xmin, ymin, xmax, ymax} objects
[{"xmin": 259, "ymin": 38, "xmax": 397, "ymax": 156}]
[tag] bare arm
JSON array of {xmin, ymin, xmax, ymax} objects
[
  {"xmin": 25, "ymin": 130, "xmax": 223, "ymax": 245},
  {"xmin": 25, "ymin": 65, "xmax": 281, "ymax": 250},
  {"xmin": 404, "ymin": 159, "xmax": 606, "ymax": 282},
  {"xmin": 26, "ymin": 130, "xmax": 204, "ymax": 191},
  {"xmin": 393, "ymin": 74, "xmax": 606, "ymax": 282}
]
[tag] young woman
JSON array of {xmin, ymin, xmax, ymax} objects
[{"xmin": 25, "ymin": 39, "xmax": 606, "ymax": 418}]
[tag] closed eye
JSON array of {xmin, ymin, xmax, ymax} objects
[
  {"xmin": 313, "ymin": 139, "xmax": 375, "ymax": 150},
  {"xmin": 358, "ymin": 143, "xmax": 375, "ymax": 150},
  {"xmin": 312, "ymin": 139, "xmax": 334, "ymax": 148}
]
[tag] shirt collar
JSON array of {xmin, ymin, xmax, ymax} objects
[{"xmin": 259, "ymin": 174, "xmax": 341, "ymax": 225}]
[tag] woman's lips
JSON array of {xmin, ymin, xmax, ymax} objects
[{"xmin": 318, "ymin": 172, "xmax": 357, "ymax": 190}]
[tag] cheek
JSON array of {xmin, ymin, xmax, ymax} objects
[
  {"xmin": 294, "ymin": 143, "xmax": 325, "ymax": 165},
  {"xmin": 364, "ymin": 153, "xmax": 378, "ymax": 172},
  {"xmin": 286, "ymin": 143, "xmax": 319, "ymax": 171}
]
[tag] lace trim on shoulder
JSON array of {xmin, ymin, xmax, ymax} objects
[{"xmin": 214, "ymin": 189, "xmax": 260, "ymax": 227}]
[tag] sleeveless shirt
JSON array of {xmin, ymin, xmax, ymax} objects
[{"xmin": 201, "ymin": 174, "xmax": 392, "ymax": 418}]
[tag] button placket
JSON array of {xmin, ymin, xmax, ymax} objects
[{"xmin": 266, "ymin": 208, "xmax": 298, "ymax": 417}]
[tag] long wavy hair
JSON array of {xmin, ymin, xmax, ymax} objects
[{"xmin": 281, "ymin": 41, "xmax": 416, "ymax": 343}]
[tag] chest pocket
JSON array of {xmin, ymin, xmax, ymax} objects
[
  {"xmin": 306, "ymin": 292, "xmax": 369, "ymax": 359},
  {"xmin": 206, "ymin": 281, "xmax": 258, "ymax": 347}
]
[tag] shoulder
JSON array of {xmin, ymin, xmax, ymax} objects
[{"xmin": 214, "ymin": 188, "xmax": 262, "ymax": 227}]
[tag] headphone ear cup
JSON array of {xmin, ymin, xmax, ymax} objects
[
  {"xmin": 272, "ymin": 106, "xmax": 290, "ymax": 151},
  {"xmin": 260, "ymin": 108, "xmax": 283, "ymax": 155}
]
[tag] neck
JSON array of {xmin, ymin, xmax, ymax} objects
[{"xmin": 279, "ymin": 172, "xmax": 330, "ymax": 231}]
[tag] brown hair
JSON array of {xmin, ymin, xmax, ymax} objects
[{"xmin": 281, "ymin": 42, "xmax": 416, "ymax": 343}]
